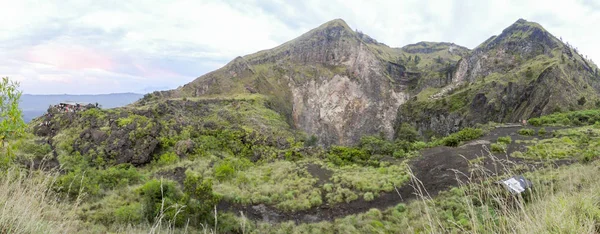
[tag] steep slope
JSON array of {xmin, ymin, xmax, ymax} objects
[
  {"xmin": 397, "ymin": 19, "xmax": 600, "ymax": 137},
  {"xmin": 144, "ymin": 19, "xmax": 468, "ymax": 145}
]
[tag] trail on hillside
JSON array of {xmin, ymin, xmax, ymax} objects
[{"xmin": 218, "ymin": 126, "xmax": 574, "ymax": 224}]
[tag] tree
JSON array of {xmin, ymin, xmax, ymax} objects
[
  {"xmin": 0, "ymin": 77, "xmax": 25, "ymax": 167},
  {"xmin": 414, "ymin": 55, "xmax": 421, "ymax": 64},
  {"xmin": 395, "ymin": 123, "xmax": 420, "ymax": 142}
]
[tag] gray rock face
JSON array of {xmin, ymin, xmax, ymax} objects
[
  {"xmin": 160, "ymin": 19, "xmax": 412, "ymax": 145},
  {"xmin": 399, "ymin": 19, "xmax": 600, "ymax": 137}
]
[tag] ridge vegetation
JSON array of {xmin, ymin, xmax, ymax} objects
[{"xmin": 4, "ymin": 17, "xmax": 600, "ymax": 233}]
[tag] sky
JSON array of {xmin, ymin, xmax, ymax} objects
[{"xmin": 1, "ymin": 0, "xmax": 599, "ymax": 94}]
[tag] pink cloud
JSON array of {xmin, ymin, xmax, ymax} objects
[{"xmin": 26, "ymin": 44, "xmax": 114, "ymax": 70}]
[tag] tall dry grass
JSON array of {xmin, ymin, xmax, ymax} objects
[
  {"xmin": 410, "ymin": 146, "xmax": 600, "ymax": 234},
  {"xmin": 0, "ymin": 167, "xmax": 80, "ymax": 233}
]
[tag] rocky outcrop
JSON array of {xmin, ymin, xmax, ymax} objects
[
  {"xmin": 157, "ymin": 19, "xmax": 419, "ymax": 145},
  {"xmin": 400, "ymin": 19, "xmax": 600, "ymax": 137}
]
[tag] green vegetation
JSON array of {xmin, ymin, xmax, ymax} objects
[
  {"xmin": 212, "ymin": 160, "xmax": 320, "ymax": 211},
  {"xmin": 512, "ymin": 126, "xmax": 600, "ymax": 161},
  {"xmin": 0, "ymin": 77, "xmax": 26, "ymax": 168},
  {"xmin": 517, "ymin": 128, "xmax": 535, "ymax": 136},
  {"xmin": 438, "ymin": 128, "xmax": 485, "ymax": 147},
  {"xmin": 490, "ymin": 142, "xmax": 506, "ymax": 153},
  {"xmin": 538, "ymin": 127, "xmax": 547, "ymax": 135},
  {"xmin": 497, "ymin": 136, "xmax": 512, "ymax": 144},
  {"xmin": 528, "ymin": 108, "xmax": 600, "ymax": 126},
  {"xmin": 325, "ymin": 163, "xmax": 410, "ymax": 204},
  {"xmin": 248, "ymin": 160, "xmax": 600, "ymax": 233}
]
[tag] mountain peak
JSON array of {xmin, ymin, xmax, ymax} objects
[
  {"xmin": 476, "ymin": 18, "xmax": 559, "ymax": 51},
  {"xmin": 320, "ymin": 18, "xmax": 350, "ymax": 29}
]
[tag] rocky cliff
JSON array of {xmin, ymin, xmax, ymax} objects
[
  {"xmin": 397, "ymin": 19, "xmax": 600, "ymax": 137},
  {"xmin": 149, "ymin": 19, "xmax": 467, "ymax": 145}
]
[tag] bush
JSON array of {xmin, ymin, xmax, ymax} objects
[
  {"xmin": 518, "ymin": 128, "xmax": 535, "ymax": 136},
  {"xmin": 528, "ymin": 109, "xmax": 600, "ymax": 127},
  {"xmin": 138, "ymin": 179, "xmax": 184, "ymax": 224},
  {"xmin": 114, "ymin": 203, "xmax": 143, "ymax": 224},
  {"xmin": 154, "ymin": 152, "xmax": 179, "ymax": 166},
  {"xmin": 490, "ymin": 143, "xmax": 506, "ymax": 153},
  {"xmin": 182, "ymin": 173, "xmax": 221, "ymax": 225},
  {"xmin": 441, "ymin": 128, "xmax": 484, "ymax": 147},
  {"xmin": 214, "ymin": 161, "xmax": 236, "ymax": 180},
  {"xmin": 395, "ymin": 123, "xmax": 420, "ymax": 142},
  {"xmin": 98, "ymin": 164, "xmax": 143, "ymax": 190},
  {"xmin": 538, "ymin": 128, "xmax": 547, "ymax": 136},
  {"xmin": 359, "ymin": 135, "xmax": 394, "ymax": 156},
  {"xmin": 327, "ymin": 146, "xmax": 371, "ymax": 166},
  {"xmin": 364, "ymin": 192, "xmax": 375, "ymax": 201},
  {"xmin": 497, "ymin": 136, "xmax": 512, "ymax": 144}
]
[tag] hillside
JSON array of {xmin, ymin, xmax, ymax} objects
[
  {"xmin": 397, "ymin": 19, "xmax": 600, "ymax": 137},
  {"xmin": 6, "ymin": 18, "xmax": 600, "ymax": 233},
  {"xmin": 143, "ymin": 19, "xmax": 470, "ymax": 145}
]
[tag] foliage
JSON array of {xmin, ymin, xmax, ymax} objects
[
  {"xmin": 497, "ymin": 136, "xmax": 512, "ymax": 144},
  {"xmin": 518, "ymin": 128, "xmax": 535, "ymax": 136},
  {"xmin": 138, "ymin": 179, "xmax": 185, "ymax": 224},
  {"xmin": 0, "ymin": 77, "xmax": 26, "ymax": 167},
  {"xmin": 538, "ymin": 127, "xmax": 547, "ymax": 135},
  {"xmin": 395, "ymin": 123, "xmax": 420, "ymax": 142},
  {"xmin": 212, "ymin": 161, "xmax": 320, "ymax": 212},
  {"xmin": 154, "ymin": 151, "xmax": 179, "ymax": 166},
  {"xmin": 181, "ymin": 172, "xmax": 222, "ymax": 225},
  {"xmin": 214, "ymin": 160, "xmax": 236, "ymax": 181},
  {"xmin": 490, "ymin": 142, "xmax": 506, "ymax": 153},
  {"xmin": 439, "ymin": 128, "xmax": 484, "ymax": 147},
  {"xmin": 528, "ymin": 109, "xmax": 600, "ymax": 126},
  {"xmin": 327, "ymin": 146, "xmax": 371, "ymax": 167}
]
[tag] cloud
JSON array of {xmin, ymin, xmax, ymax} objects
[{"xmin": 0, "ymin": 0, "xmax": 598, "ymax": 94}]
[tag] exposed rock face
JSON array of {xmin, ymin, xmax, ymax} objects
[
  {"xmin": 399, "ymin": 19, "xmax": 600, "ymax": 137},
  {"xmin": 156, "ymin": 19, "xmax": 417, "ymax": 145}
]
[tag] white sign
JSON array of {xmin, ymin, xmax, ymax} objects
[{"xmin": 502, "ymin": 178, "xmax": 525, "ymax": 194}]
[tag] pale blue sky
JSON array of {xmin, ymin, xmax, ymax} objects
[{"xmin": 1, "ymin": 0, "xmax": 598, "ymax": 94}]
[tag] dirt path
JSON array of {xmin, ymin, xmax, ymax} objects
[{"xmin": 218, "ymin": 126, "xmax": 575, "ymax": 223}]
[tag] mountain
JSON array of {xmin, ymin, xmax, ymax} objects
[
  {"xmin": 20, "ymin": 93, "xmax": 143, "ymax": 122},
  {"xmin": 30, "ymin": 18, "xmax": 600, "ymax": 162},
  {"xmin": 397, "ymin": 19, "xmax": 600, "ymax": 137},
  {"xmin": 142, "ymin": 19, "xmax": 470, "ymax": 145}
]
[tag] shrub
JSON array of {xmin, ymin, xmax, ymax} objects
[
  {"xmin": 323, "ymin": 183, "xmax": 333, "ymax": 192},
  {"xmin": 138, "ymin": 179, "xmax": 184, "ymax": 223},
  {"xmin": 154, "ymin": 152, "xmax": 179, "ymax": 166},
  {"xmin": 441, "ymin": 128, "xmax": 484, "ymax": 147},
  {"xmin": 98, "ymin": 164, "xmax": 143, "ymax": 190},
  {"xmin": 364, "ymin": 192, "xmax": 375, "ymax": 201},
  {"xmin": 490, "ymin": 143, "xmax": 506, "ymax": 153},
  {"xmin": 182, "ymin": 173, "xmax": 221, "ymax": 225},
  {"xmin": 518, "ymin": 128, "xmax": 535, "ymax": 136},
  {"xmin": 497, "ymin": 136, "xmax": 512, "ymax": 144},
  {"xmin": 359, "ymin": 135, "xmax": 394, "ymax": 156},
  {"xmin": 538, "ymin": 128, "xmax": 547, "ymax": 136},
  {"xmin": 114, "ymin": 203, "xmax": 143, "ymax": 224},
  {"xmin": 214, "ymin": 161, "xmax": 236, "ymax": 180},
  {"xmin": 327, "ymin": 146, "xmax": 371, "ymax": 166},
  {"xmin": 117, "ymin": 117, "xmax": 134, "ymax": 127},
  {"xmin": 395, "ymin": 123, "xmax": 420, "ymax": 142}
]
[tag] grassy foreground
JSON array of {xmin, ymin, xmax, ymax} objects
[{"xmin": 3, "ymin": 154, "xmax": 600, "ymax": 233}]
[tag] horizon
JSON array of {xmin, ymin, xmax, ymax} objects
[{"xmin": 2, "ymin": 0, "xmax": 599, "ymax": 95}]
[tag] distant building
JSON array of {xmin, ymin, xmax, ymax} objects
[{"xmin": 55, "ymin": 101, "xmax": 98, "ymax": 112}]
